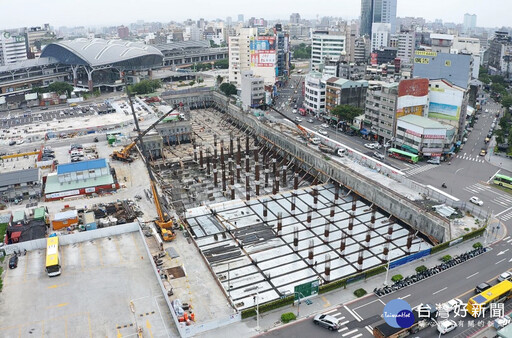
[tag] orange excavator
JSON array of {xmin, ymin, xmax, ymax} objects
[
  {"xmin": 257, "ymin": 104, "xmax": 313, "ymax": 142},
  {"xmin": 111, "ymin": 105, "xmax": 179, "ymax": 162}
]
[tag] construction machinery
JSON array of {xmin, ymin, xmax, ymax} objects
[
  {"xmin": 257, "ymin": 104, "xmax": 313, "ymax": 142},
  {"xmin": 149, "ymin": 172, "xmax": 176, "ymax": 241},
  {"xmin": 111, "ymin": 105, "xmax": 179, "ymax": 162}
]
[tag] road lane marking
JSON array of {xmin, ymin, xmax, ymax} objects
[
  {"xmin": 366, "ymin": 326, "xmax": 373, "ymax": 334},
  {"xmin": 497, "ymin": 207, "xmax": 512, "ymax": 217},
  {"xmin": 466, "ymin": 272, "xmax": 479, "ymax": 279},
  {"xmin": 353, "ymin": 298, "xmax": 381, "ymax": 310},
  {"xmin": 507, "ymin": 238, "xmax": 512, "ymax": 243},
  {"xmin": 339, "ymin": 320, "xmax": 349, "ymax": 325},
  {"xmin": 338, "ymin": 327, "xmax": 348, "ymax": 332},
  {"xmin": 497, "ymin": 249, "xmax": 509, "ymax": 256},
  {"xmin": 321, "ymin": 296, "xmax": 331, "ymax": 308},
  {"xmin": 399, "ymin": 294, "xmax": 411, "ymax": 300},
  {"xmin": 342, "ymin": 329, "xmax": 359, "ymax": 336},
  {"xmin": 433, "ymin": 287, "xmax": 447, "ymax": 295},
  {"xmin": 352, "ymin": 334, "xmax": 363, "ymax": 338},
  {"xmin": 488, "ymin": 169, "xmax": 502, "ymax": 183},
  {"xmin": 46, "ymin": 303, "xmax": 69, "ymax": 309},
  {"xmin": 496, "ymin": 258, "xmax": 506, "ymax": 265},
  {"xmin": 323, "ymin": 308, "xmax": 338, "ymax": 314},
  {"xmin": 344, "ymin": 305, "xmax": 362, "ymax": 321}
]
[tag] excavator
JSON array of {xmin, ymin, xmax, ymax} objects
[
  {"xmin": 111, "ymin": 104, "xmax": 179, "ymax": 162},
  {"xmin": 257, "ymin": 103, "xmax": 313, "ymax": 142},
  {"xmin": 148, "ymin": 166, "xmax": 176, "ymax": 241}
]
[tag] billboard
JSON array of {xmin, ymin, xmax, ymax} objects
[
  {"xmin": 397, "ymin": 78, "xmax": 429, "ymax": 118},
  {"xmin": 250, "ymin": 36, "xmax": 276, "ymax": 68},
  {"xmin": 428, "ymin": 88, "xmax": 463, "ymax": 121},
  {"xmin": 371, "ymin": 53, "xmax": 378, "ymax": 66}
]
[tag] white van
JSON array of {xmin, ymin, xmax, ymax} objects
[
  {"xmin": 337, "ymin": 148, "xmax": 347, "ymax": 157},
  {"xmin": 310, "ymin": 137, "xmax": 321, "ymax": 145}
]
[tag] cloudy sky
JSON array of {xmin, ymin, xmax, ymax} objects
[{"xmin": 0, "ymin": 0, "xmax": 509, "ymax": 29}]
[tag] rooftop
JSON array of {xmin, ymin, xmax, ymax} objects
[
  {"xmin": 398, "ymin": 114, "xmax": 448, "ymax": 129},
  {"xmin": 45, "ymin": 171, "xmax": 114, "ymax": 194},
  {"xmin": 0, "ymin": 168, "xmax": 40, "ymax": 187},
  {"xmin": 57, "ymin": 158, "xmax": 108, "ymax": 175},
  {"xmin": 0, "ymin": 56, "xmax": 59, "ymax": 73}
]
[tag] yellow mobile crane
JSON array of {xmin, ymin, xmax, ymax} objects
[{"xmin": 111, "ymin": 105, "xmax": 179, "ymax": 162}]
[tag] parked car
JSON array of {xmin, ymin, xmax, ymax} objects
[
  {"xmin": 310, "ymin": 137, "xmax": 321, "ymax": 145},
  {"xmin": 295, "ymin": 117, "xmax": 302, "ymax": 122},
  {"xmin": 427, "ymin": 158, "xmax": 441, "ymax": 165},
  {"xmin": 437, "ymin": 319, "xmax": 457, "ymax": 335},
  {"xmin": 9, "ymin": 140, "xmax": 16, "ymax": 146},
  {"xmin": 498, "ymin": 271, "xmax": 512, "ymax": 282},
  {"xmin": 318, "ymin": 129, "xmax": 328, "ymax": 136},
  {"xmin": 365, "ymin": 143, "xmax": 381, "ymax": 149},
  {"xmin": 292, "ymin": 109, "xmax": 297, "ymax": 114},
  {"xmin": 475, "ymin": 282, "xmax": 491, "ymax": 293},
  {"xmin": 321, "ymin": 123, "xmax": 329, "ymax": 129},
  {"xmin": 469, "ymin": 196, "xmax": 484, "ymax": 206},
  {"xmin": 313, "ymin": 314, "xmax": 340, "ymax": 331},
  {"xmin": 307, "ymin": 118, "xmax": 314, "ymax": 123},
  {"xmin": 9, "ymin": 255, "xmax": 18, "ymax": 269}
]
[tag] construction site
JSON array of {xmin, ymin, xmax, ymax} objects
[{"xmin": 138, "ymin": 91, "xmax": 443, "ymax": 320}]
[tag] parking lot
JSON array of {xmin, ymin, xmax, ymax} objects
[{"xmin": 0, "ymin": 232, "xmax": 174, "ymax": 337}]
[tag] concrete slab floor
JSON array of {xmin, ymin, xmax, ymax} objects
[{"xmin": 0, "ymin": 232, "xmax": 175, "ymax": 338}]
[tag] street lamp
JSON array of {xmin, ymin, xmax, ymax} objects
[
  {"xmin": 244, "ymin": 286, "xmax": 260, "ymax": 331},
  {"xmin": 383, "ymin": 259, "xmax": 391, "ymax": 286}
]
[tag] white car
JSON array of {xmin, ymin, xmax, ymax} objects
[
  {"xmin": 437, "ymin": 319, "xmax": 457, "ymax": 335},
  {"xmin": 364, "ymin": 143, "xmax": 377, "ymax": 149},
  {"xmin": 469, "ymin": 196, "xmax": 483, "ymax": 206},
  {"xmin": 310, "ymin": 137, "xmax": 321, "ymax": 145},
  {"xmin": 295, "ymin": 117, "xmax": 303, "ymax": 122},
  {"xmin": 292, "ymin": 109, "xmax": 298, "ymax": 114},
  {"xmin": 373, "ymin": 151, "xmax": 385, "ymax": 160},
  {"xmin": 307, "ymin": 118, "xmax": 314, "ymax": 123},
  {"xmin": 321, "ymin": 123, "xmax": 329, "ymax": 129},
  {"xmin": 498, "ymin": 271, "xmax": 512, "ymax": 282},
  {"xmin": 318, "ymin": 129, "xmax": 328, "ymax": 136},
  {"xmin": 442, "ymin": 298, "xmax": 463, "ymax": 313}
]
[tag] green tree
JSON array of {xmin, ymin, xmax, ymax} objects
[
  {"xmin": 491, "ymin": 82, "xmax": 507, "ymax": 97},
  {"xmin": 219, "ymin": 83, "xmax": 237, "ymax": 96},
  {"xmin": 47, "ymin": 82, "xmax": 74, "ymax": 97},
  {"xmin": 293, "ymin": 43, "xmax": 312, "ymax": 59},
  {"xmin": 502, "ymin": 95, "xmax": 512, "ymax": 111},
  {"xmin": 128, "ymin": 79, "xmax": 161, "ymax": 95},
  {"xmin": 214, "ymin": 59, "xmax": 229, "ymax": 69},
  {"xmin": 209, "ymin": 40, "xmax": 220, "ymax": 48},
  {"xmin": 330, "ymin": 105, "xmax": 363, "ymax": 124}
]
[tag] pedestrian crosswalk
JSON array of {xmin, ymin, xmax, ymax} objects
[
  {"xmin": 322, "ymin": 310, "xmax": 364, "ymax": 337},
  {"xmin": 500, "ymin": 211, "xmax": 512, "ymax": 222},
  {"xmin": 464, "ymin": 183, "xmax": 512, "ymax": 207},
  {"xmin": 457, "ymin": 153, "xmax": 485, "ymax": 163},
  {"xmin": 402, "ymin": 164, "xmax": 439, "ymax": 177}
]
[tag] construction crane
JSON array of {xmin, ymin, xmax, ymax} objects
[
  {"xmin": 257, "ymin": 104, "xmax": 312, "ymax": 141},
  {"xmin": 111, "ymin": 104, "xmax": 179, "ymax": 162},
  {"xmin": 122, "ymin": 79, "xmax": 176, "ymax": 241}
]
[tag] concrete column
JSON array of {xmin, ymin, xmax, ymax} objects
[
  {"xmin": 307, "ymin": 206, "xmax": 312, "ymax": 229},
  {"xmin": 340, "ymin": 233, "xmax": 346, "ymax": 258},
  {"xmin": 245, "ymin": 154, "xmax": 250, "ymax": 173},
  {"xmin": 236, "ymin": 164, "xmax": 241, "ymax": 183},
  {"xmin": 264, "ymin": 163, "xmax": 269, "ymax": 188},
  {"xmin": 406, "ymin": 231, "xmax": 414, "ymax": 254},
  {"xmin": 313, "ymin": 187, "xmax": 318, "ymax": 211},
  {"xmin": 220, "ymin": 140, "xmax": 225, "ymax": 171},
  {"xmin": 282, "ymin": 165, "xmax": 287, "ymax": 187},
  {"xmin": 222, "ymin": 168, "xmax": 226, "ymax": 192},
  {"xmin": 199, "ymin": 147, "xmax": 204, "ymax": 168},
  {"xmin": 290, "ymin": 193, "xmax": 296, "ymax": 215},
  {"xmin": 230, "ymin": 136, "xmax": 234, "ymax": 157},
  {"xmin": 206, "ymin": 154, "xmax": 211, "ymax": 176},
  {"xmin": 213, "ymin": 161, "xmax": 218, "ymax": 188},
  {"xmin": 263, "ymin": 200, "xmax": 268, "ymax": 224},
  {"xmin": 308, "ymin": 240, "xmax": 314, "ymax": 266},
  {"xmin": 213, "ymin": 135, "xmax": 218, "ymax": 160},
  {"xmin": 324, "ymin": 220, "xmax": 330, "ymax": 243},
  {"xmin": 357, "ymin": 245, "xmax": 364, "ymax": 271},
  {"xmin": 230, "ymin": 186, "xmax": 235, "ymax": 200},
  {"xmin": 274, "ymin": 174, "xmax": 280, "ymax": 194},
  {"xmin": 293, "ymin": 171, "xmax": 299, "ymax": 190},
  {"xmin": 245, "ymin": 136, "xmax": 249, "ymax": 154},
  {"xmin": 193, "ymin": 143, "xmax": 198, "ymax": 163},
  {"xmin": 293, "ymin": 227, "xmax": 299, "ymax": 251},
  {"xmin": 277, "ymin": 212, "xmax": 282, "ymax": 237},
  {"xmin": 237, "ymin": 137, "xmax": 241, "ymax": 165},
  {"xmin": 272, "ymin": 158, "xmax": 277, "ymax": 177},
  {"xmin": 324, "ymin": 254, "xmax": 331, "ymax": 282},
  {"xmin": 245, "ymin": 173, "xmax": 250, "ymax": 200}
]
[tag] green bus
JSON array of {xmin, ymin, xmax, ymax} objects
[
  {"xmin": 388, "ymin": 148, "xmax": 419, "ymax": 164},
  {"xmin": 494, "ymin": 174, "xmax": 512, "ymax": 189}
]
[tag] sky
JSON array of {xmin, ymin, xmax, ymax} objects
[{"xmin": 0, "ymin": 0, "xmax": 509, "ymax": 30}]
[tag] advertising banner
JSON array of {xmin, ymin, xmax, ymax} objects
[{"xmin": 250, "ymin": 37, "xmax": 276, "ymax": 68}]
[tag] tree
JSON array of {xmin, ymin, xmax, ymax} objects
[
  {"xmin": 47, "ymin": 82, "xmax": 74, "ymax": 97},
  {"xmin": 128, "ymin": 79, "xmax": 161, "ymax": 95},
  {"xmin": 502, "ymin": 95, "xmax": 512, "ymax": 111},
  {"xmin": 219, "ymin": 83, "xmax": 237, "ymax": 96},
  {"xmin": 214, "ymin": 59, "xmax": 229, "ymax": 69},
  {"xmin": 330, "ymin": 105, "xmax": 363, "ymax": 124}
]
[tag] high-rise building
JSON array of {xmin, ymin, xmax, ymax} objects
[
  {"xmin": 365, "ymin": 82, "xmax": 398, "ymax": 141},
  {"xmin": 397, "ymin": 30, "xmax": 415, "ymax": 64},
  {"xmin": 371, "ymin": 23, "xmax": 391, "ymax": 52},
  {"xmin": 0, "ymin": 32, "xmax": 28, "ymax": 65},
  {"xmin": 226, "ymin": 17, "xmax": 232, "ymax": 26},
  {"xmin": 360, "ymin": 0, "xmax": 397, "ymax": 37},
  {"xmin": 463, "ymin": 14, "xmax": 477, "ymax": 35},
  {"xmin": 311, "ymin": 31, "xmax": 346, "ymax": 71},
  {"xmin": 117, "ymin": 26, "xmax": 129, "ymax": 39},
  {"xmin": 290, "ymin": 13, "xmax": 301, "ymax": 25},
  {"xmin": 238, "ymin": 14, "xmax": 244, "ymax": 23}
]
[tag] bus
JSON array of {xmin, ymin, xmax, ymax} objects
[
  {"xmin": 46, "ymin": 236, "xmax": 61, "ymax": 277},
  {"xmin": 387, "ymin": 148, "xmax": 419, "ymax": 164},
  {"xmin": 466, "ymin": 280, "xmax": 512, "ymax": 317},
  {"xmin": 494, "ymin": 174, "xmax": 512, "ymax": 189}
]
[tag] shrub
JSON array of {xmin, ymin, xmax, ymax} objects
[
  {"xmin": 441, "ymin": 255, "xmax": 452, "ymax": 262},
  {"xmin": 464, "ymin": 228, "xmax": 470, "ymax": 231},
  {"xmin": 473, "ymin": 242, "xmax": 483, "ymax": 249},
  {"xmin": 354, "ymin": 288, "xmax": 367, "ymax": 297},
  {"xmin": 391, "ymin": 274, "xmax": 403, "ymax": 282},
  {"xmin": 281, "ymin": 312, "xmax": 297, "ymax": 323},
  {"xmin": 241, "ymin": 296, "xmax": 294, "ymax": 319},
  {"xmin": 415, "ymin": 265, "xmax": 427, "ymax": 273},
  {"xmin": 365, "ymin": 265, "xmax": 386, "ymax": 278},
  {"xmin": 430, "ymin": 241, "xmax": 450, "ymax": 254}
]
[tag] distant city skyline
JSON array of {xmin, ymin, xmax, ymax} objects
[{"xmin": 0, "ymin": 0, "xmax": 509, "ymax": 30}]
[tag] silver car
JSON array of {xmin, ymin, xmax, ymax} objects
[{"xmin": 313, "ymin": 314, "xmax": 340, "ymax": 331}]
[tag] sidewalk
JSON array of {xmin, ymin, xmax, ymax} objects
[{"xmin": 197, "ymin": 235, "xmax": 496, "ymax": 338}]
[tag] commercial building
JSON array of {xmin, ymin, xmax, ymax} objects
[
  {"xmin": 365, "ymin": 81, "xmax": 398, "ymax": 142},
  {"xmin": 228, "ymin": 27, "xmax": 283, "ymax": 86},
  {"xmin": 430, "ymin": 34, "xmax": 454, "ymax": 54},
  {"xmin": 117, "ymin": 26, "xmax": 130, "ymax": 39},
  {"xmin": 325, "ymin": 77, "xmax": 368, "ymax": 114},
  {"xmin": 240, "ymin": 70, "xmax": 265, "ymax": 110},
  {"xmin": 396, "ymin": 78, "xmax": 429, "ymax": 119},
  {"xmin": 304, "ymin": 71, "xmax": 329, "ymax": 115},
  {"xmin": 371, "ymin": 23, "xmax": 391, "ymax": 52},
  {"xmin": 311, "ymin": 31, "xmax": 346, "ymax": 72},
  {"xmin": 412, "ymin": 51, "xmax": 472, "ymax": 90},
  {"xmin": 44, "ymin": 158, "xmax": 119, "ymax": 201},
  {"xmin": 373, "ymin": 47, "xmax": 397, "ymax": 65},
  {"xmin": 354, "ymin": 36, "xmax": 370, "ymax": 63},
  {"xmin": 26, "ymin": 24, "xmax": 52, "ymax": 56},
  {"xmin": 463, "ymin": 14, "xmax": 477, "ymax": 36},
  {"xmin": 290, "ymin": 13, "xmax": 301, "ymax": 24},
  {"xmin": 487, "ymin": 31, "xmax": 512, "ymax": 78},
  {"xmin": 427, "ymin": 79, "xmax": 467, "ymax": 138},
  {"xmin": 154, "ymin": 41, "xmax": 228, "ymax": 67},
  {"xmin": 360, "ymin": 0, "xmax": 397, "ymax": 37},
  {"xmin": 0, "ymin": 168, "xmax": 41, "ymax": 202},
  {"xmin": 397, "ymin": 30, "xmax": 415, "ymax": 64},
  {"xmin": 395, "ymin": 113, "xmax": 452, "ymax": 159},
  {"xmin": 0, "ymin": 32, "xmax": 28, "ymax": 65}
]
